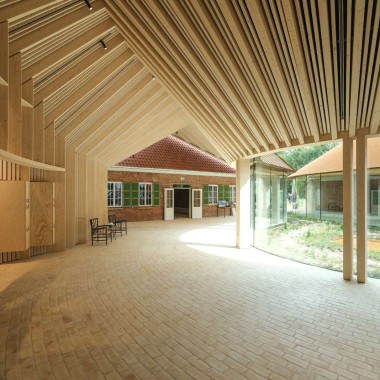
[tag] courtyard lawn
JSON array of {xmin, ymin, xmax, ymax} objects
[{"xmin": 257, "ymin": 214, "xmax": 380, "ymax": 279}]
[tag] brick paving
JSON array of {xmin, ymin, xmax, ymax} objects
[{"xmin": 1, "ymin": 217, "xmax": 380, "ymax": 379}]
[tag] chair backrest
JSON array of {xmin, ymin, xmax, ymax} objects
[
  {"xmin": 89, "ymin": 218, "xmax": 98, "ymax": 230},
  {"xmin": 108, "ymin": 214, "xmax": 116, "ymax": 224}
]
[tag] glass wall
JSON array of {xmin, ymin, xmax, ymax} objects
[
  {"xmin": 293, "ymin": 176, "xmax": 306, "ymax": 216},
  {"xmin": 368, "ymin": 169, "xmax": 380, "ymax": 227},
  {"xmin": 320, "ymin": 173, "xmax": 343, "ymax": 222},
  {"xmin": 306, "ymin": 174, "xmax": 321, "ymax": 219},
  {"xmin": 251, "ymin": 160, "xmax": 287, "ymax": 249}
]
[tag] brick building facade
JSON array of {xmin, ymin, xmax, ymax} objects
[{"xmin": 108, "ymin": 136, "xmax": 236, "ymax": 222}]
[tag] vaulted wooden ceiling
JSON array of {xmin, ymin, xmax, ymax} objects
[{"xmin": 1, "ymin": 0, "xmax": 380, "ymax": 165}]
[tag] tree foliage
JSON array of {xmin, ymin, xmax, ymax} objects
[{"xmin": 279, "ymin": 143, "xmax": 339, "ymax": 171}]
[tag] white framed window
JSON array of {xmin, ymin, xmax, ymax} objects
[
  {"xmin": 139, "ymin": 183, "xmax": 152, "ymax": 206},
  {"xmin": 108, "ymin": 182, "xmax": 122, "ymax": 207},
  {"xmin": 208, "ymin": 184, "xmax": 218, "ymax": 205},
  {"xmin": 229, "ymin": 185, "xmax": 236, "ymax": 205}
]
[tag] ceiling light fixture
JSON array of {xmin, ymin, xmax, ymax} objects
[
  {"xmin": 152, "ymin": 75, "xmax": 156, "ymax": 81},
  {"xmin": 100, "ymin": 40, "xmax": 107, "ymax": 49},
  {"xmin": 84, "ymin": 0, "xmax": 92, "ymax": 10}
]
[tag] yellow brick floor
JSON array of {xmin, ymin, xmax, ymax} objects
[{"xmin": 1, "ymin": 217, "xmax": 380, "ymax": 379}]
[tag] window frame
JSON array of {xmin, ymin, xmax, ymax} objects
[
  {"xmin": 229, "ymin": 185, "xmax": 236, "ymax": 205},
  {"xmin": 208, "ymin": 184, "xmax": 218, "ymax": 205},
  {"xmin": 139, "ymin": 182, "xmax": 153, "ymax": 206},
  {"xmin": 108, "ymin": 181, "xmax": 122, "ymax": 207}
]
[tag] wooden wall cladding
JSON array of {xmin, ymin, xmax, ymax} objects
[
  {"xmin": 0, "ymin": 180, "xmax": 30, "ymax": 252},
  {"xmin": 30, "ymin": 182, "xmax": 55, "ymax": 246}
]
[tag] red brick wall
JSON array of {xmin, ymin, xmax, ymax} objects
[{"xmin": 108, "ymin": 171, "xmax": 236, "ymax": 221}]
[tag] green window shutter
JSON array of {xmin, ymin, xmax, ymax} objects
[
  {"xmin": 123, "ymin": 182, "xmax": 131, "ymax": 207},
  {"xmin": 224, "ymin": 185, "xmax": 229, "ymax": 200},
  {"xmin": 153, "ymin": 183, "xmax": 160, "ymax": 206},
  {"xmin": 203, "ymin": 184, "xmax": 209, "ymax": 205},
  {"xmin": 218, "ymin": 185, "xmax": 224, "ymax": 201},
  {"xmin": 131, "ymin": 183, "xmax": 139, "ymax": 206}
]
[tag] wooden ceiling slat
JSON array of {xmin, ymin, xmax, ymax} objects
[
  {"xmin": 236, "ymin": 1, "xmax": 297, "ymax": 142},
  {"xmin": 310, "ymin": 1, "xmax": 332, "ymax": 136},
  {"xmin": 44, "ymin": 46, "xmax": 134, "ymax": 124},
  {"xmin": 35, "ymin": 34, "xmax": 124, "ymax": 105},
  {"xmin": 302, "ymin": 1, "xmax": 329, "ymax": 136},
  {"xmin": 200, "ymin": 1, "xmax": 286, "ymax": 148},
  {"xmin": 345, "ymin": 0, "xmax": 353, "ymax": 133},
  {"xmin": 244, "ymin": 0, "xmax": 305, "ymax": 145},
  {"xmin": 106, "ymin": 0, "xmax": 246, "ymax": 159},
  {"xmin": 0, "ymin": 0, "xmax": 62, "ymax": 23},
  {"xmin": 318, "ymin": 0, "xmax": 338, "ymax": 139},
  {"xmin": 293, "ymin": 0, "xmax": 325, "ymax": 138},
  {"xmin": 265, "ymin": 2, "xmax": 309, "ymax": 139},
  {"xmin": 281, "ymin": 1, "xmax": 321, "ymax": 142},
  {"xmin": 275, "ymin": 2, "xmax": 312, "ymax": 139},
  {"xmin": 349, "ymin": 0, "xmax": 366, "ymax": 136},
  {"xmin": 178, "ymin": 1, "xmax": 277, "ymax": 150},
  {"xmin": 361, "ymin": 0, "xmax": 380, "ymax": 129},
  {"xmin": 130, "ymin": 0, "xmax": 260, "ymax": 154},
  {"xmin": 145, "ymin": 0, "xmax": 266, "ymax": 152},
  {"xmin": 183, "ymin": 0, "xmax": 283, "ymax": 150},
  {"xmin": 57, "ymin": 63, "xmax": 148, "ymax": 138},
  {"xmin": 212, "ymin": 1, "xmax": 292, "ymax": 146},
  {"xmin": 9, "ymin": 1, "xmax": 100, "ymax": 56},
  {"xmin": 329, "ymin": 0, "xmax": 344, "ymax": 134},
  {"xmin": 21, "ymin": 20, "xmax": 115, "ymax": 83},
  {"xmin": 3, "ymin": 0, "xmax": 379, "ymax": 165}
]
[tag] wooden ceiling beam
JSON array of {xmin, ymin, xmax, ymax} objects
[
  {"xmin": 21, "ymin": 18, "xmax": 115, "ymax": 83},
  {"xmin": 167, "ymin": 0, "xmax": 276, "ymax": 150},
  {"xmin": 106, "ymin": 0, "xmax": 245, "ymax": 160},
  {"xmin": 34, "ymin": 35, "xmax": 124, "ymax": 105},
  {"xmin": 281, "ymin": 1, "xmax": 321, "ymax": 142},
  {"xmin": 44, "ymin": 47, "xmax": 135, "ymax": 126},
  {"xmin": 128, "ymin": 0, "xmax": 259, "ymax": 154},
  {"xmin": 8, "ymin": 1, "xmax": 106, "ymax": 56}
]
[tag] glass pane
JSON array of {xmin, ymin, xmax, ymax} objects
[
  {"xmin": 321, "ymin": 172, "xmax": 343, "ymax": 222},
  {"xmin": 307, "ymin": 175, "xmax": 321, "ymax": 220},
  {"xmin": 139, "ymin": 184, "xmax": 145, "ymax": 205},
  {"xmin": 166, "ymin": 190, "xmax": 173, "ymax": 208},
  {"xmin": 194, "ymin": 190, "xmax": 200, "ymax": 207},
  {"xmin": 294, "ymin": 177, "xmax": 306, "ymax": 217},
  {"xmin": 146, "ymin": 184, "xmax": 152, "ymax": 206}
]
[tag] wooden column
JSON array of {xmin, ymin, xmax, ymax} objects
[
  {"xmin": 356, "ymin": 135, "xmax": 368, "ymax": 283},
  {"xmin": 0, "ymin": 21, "xmax": 9, "ymax": 151},
  {"xmin": 44, "ymin": 123, "xmax": 55, "ymax": 165},
  {"xmin": 236, "ymin": 158, "xmax": 251, "ymax": 248},
  {"xmin": 65, "ymin": 147, "xmax": 77, "ymax": 248},
  {"xmin": 8, "ymin": 53, "xmax": 22, "ymax": 155},
  {"xmin": 49, "ymin": 135, "xmax": 66, "ymax": 252},
  {"xmin": 33, "ymin": 102, "xmax": 44, "ymax": 162},
  {"xmin": 22, "ymin": 78, "xmax": 34, "ymax": 159},
  {"xmin": 343, "ymin": 137, "xmax": 353, "ymax": 281}
]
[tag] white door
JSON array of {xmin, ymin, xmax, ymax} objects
[
  {"xmin": 192, "ymin": 189, "xmax": 202, "ymax": 219},
  {"xmin": 164, "ymin": 188, "xmax": 174, "ymax": 220}
]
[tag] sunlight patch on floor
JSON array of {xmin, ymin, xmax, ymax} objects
[{"xmin": 180, "ymin": 221, "xmax": 302, "ymax": 269}]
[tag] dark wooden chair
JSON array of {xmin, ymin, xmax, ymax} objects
[
  {"xmin": 108, "ymin": 214, "xmax": 128, "ymax": 236},
  {"xmin": 89, "ymin": 218, "xmax": 113, "ymax": 245}
]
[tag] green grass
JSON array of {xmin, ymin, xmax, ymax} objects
[
  {"xmin": 297, "ymin": 222, "xmax": 343, "ymax": 251},
  {"xmin": 264, "ymin": 215, "xmax": 380, "ymax": 279}
]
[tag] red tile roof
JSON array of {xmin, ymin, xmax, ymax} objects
[{"xmin": 116, "ymin": 136, "xmax": 236, "ymax": 173}]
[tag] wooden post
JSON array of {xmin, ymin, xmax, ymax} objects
[
  {"xmin": 236, "ymin": 158, "xmax": 251, "ymax": 248},
  {"xmin": 8, "ymin": 53, "xmax": 22, "ymax": 155},
  {"xmin": 22, "ymin": 79, "xmax": 34, "ymax": 159},
  {"xmin": 356, "ymin": 135, "xmax": 367, "ymax": 283},
  {"xmin": 0, "ymin": 21, "xmax": 9, "ymax": 151},
  {"xmin": 343, "ymin": 137, "xmax": 353, "ymax": 281}
]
